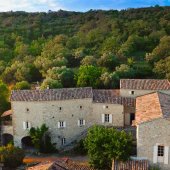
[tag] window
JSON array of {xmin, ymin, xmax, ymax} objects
[
  {"xmin": 80, "ymin": 106, "xmax": 82, "ymax": 109},
  {"xmin": 78, "ymin": 119, "xmax": 85, "ymax": 126},
  {"xmin": 61, "ymin": 138, "xmax": 66, "ymax": 145},
  {"xmin": 59, "ymin": 107, "xmax": 62, "ymax": 111},
  {"xmin": 158, "ymin": 146, "xmax": 164, "ymax": 157},
  {"xmin": 26, "ymin": 108, "xmax": 29, "ymax": 113},
  {"xmin": 23, "ymin": 121, "xmax": 31, "ymax": 130},
  {"xmin": 58, "ymin": 121, "xmax": 66, "ymax": 128},
  {"xmin": 129, "ymin": 91, "xmax": 135, "ymax": 95},
  {"xmin": 105, "ymin": 114, "xmax": 109, "ymax": 122},
  {"xmin": 106, "ymin": 106, "xmax": 108, "ymax": 108},
  {"xmin": 102, "ymin": 114, "xmax": 112, "ymax": 123}
]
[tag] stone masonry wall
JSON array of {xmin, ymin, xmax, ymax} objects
[
  {"xmin": 1, "ymin": 125, "xmax": 13, "ymax": 135},
  {"xmin": 120, "ymin": 89, "xmax": 170, "ymax": 98},
  {"xmin": 12, "ymin": 99, "xmax": 124, "ymax": 150},
  {"xmin": 137, "ymin": 118, "xmax": 170, "ymax": 170}
]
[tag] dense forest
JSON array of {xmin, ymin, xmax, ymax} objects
[{"xmin": 0, "ymin": 5, "xmax": 170, "ymax": 93}]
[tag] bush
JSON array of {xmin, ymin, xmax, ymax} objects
[
  {"xmin": 150, "ymin": 165, "xmax": 161, "ymax": 170},
  {"xmin": 0, "ymin": 144, "xmax": 25, "ymax": 167},
  {"xmin": 74, "ymin": 139, "xmax": 87, "ymax": 154}
]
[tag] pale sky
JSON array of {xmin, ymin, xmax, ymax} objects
[{"xmin": 0, "ymin": 0, "xmax": 170, "ymax": 12}]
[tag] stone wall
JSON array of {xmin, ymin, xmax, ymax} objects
[
  {"xmin": 120, "ymin": 89, "xmax": 170, "ymax": 98},
  {"xmin": 12, "ymin": 99, "xmax": 124, "ymax": 150},
  {"xmin": 1, "ymin": 125, "xmax": 13, "ymax": 135},
  {"xmin": 137, "ymin": 118, "xmax": 170, "ymax": 170}
]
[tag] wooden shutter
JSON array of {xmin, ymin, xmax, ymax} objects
[
  {"xmin": 164, "ymin": 146, "xmax": 169, "ymax": 164},
  {"xmin": 109, "ymin": 114, "xmax": 112, "ymax": 123},
  {"xmin": 64, "ymin": 122, "xmax": 66, "ymax": 127},
  {"xmin": 23, "ymin": 122, "xmax": 26, "ymax": 130},
  {"xmin": 153, "ymin": 145, "xmax": 158, "ymax": 163},
  {"xmin": 103, "ymin": 105, "xmax": 105, "ymax": 109},
  {"xmin": 78, "ymin": 120, "xmax": 80, "ymax": 126},
  {"xmin": 102, "ymin": 114, "xmax": 105, "ymax": 123},
  {"xmin": 58, "ymin": 122, "xmax": 60, "ymax": 128},
  {"xmin": 83, "ymin": 120, "xmax": 85, "ymax": 125},
  {"xmin": 129, "ymin": 91, "xmax": 132, "ymax": 94},
  {"xmin": 28, "ymin": 122, "xmax": 31, "ymax": 130}
]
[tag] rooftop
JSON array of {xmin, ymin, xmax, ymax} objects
[
  {"xmin": 1, "ymin": 110, "xmax": 12, "ymax": 118},
  {"xmin": 120, "ymin": 79, "xmax": 170, "ymax": 90}
]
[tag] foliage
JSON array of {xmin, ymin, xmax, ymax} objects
[
  {"xmin": 115, "ymin": 64, "xmax": 135, "ymax": 78},
  {"xmin": 81, "ymin": 56, "xmax": 97, "ymax": 67},
  {"xmin": 40, "ymin": 77, "xmax": 63, "ymax": 89},
  {"xmin": 74, "ymin": 139, "xmax": 87, "ymax": 154},
  {"xmin": 75, "ymin": 65, "xmax": 102, "ymax": 88},
  {"xmin": 11, "ymin": 81, "xmax": 31, "ymax": 90},
  {"xmin": 46, "ymin": 66, "xmax": 74, "ymax": 87},
  {"xmin": 149, "ymin": 165, "xmax": 161, "ymax": 170},
  {"xmin": 0, "ymin": 80, "xmax": 9, "ymax": 101},
  {"xmin": 84, "ymin": 124, "xmax": 136, "ymax": 169},
  {"xmin": 0, "ymin": 144, "xmax": 25, "ymax": 167},
  {"xmin": 97, "ymin": 53, "xmax": 119, "ymax": 70},
  {"xmin": 29, "ymin": 123, "xmax": 57, "ymax": 153},
  {"xmin": 100, "ymin": 72, "xmax": 120, "ymax": 89},
  {"xmin": 153, "ymin": 56, "xmax": 170, "ymax": 80}
]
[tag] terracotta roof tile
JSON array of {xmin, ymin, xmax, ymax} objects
[
  {"xmin": 1, "ymin": 110, "xmax": 12, "ymax": 117},
  {"xmin": 120, "ymin": 79, "xmax": 170, "ymax": 90},
  {"xmin": 10, "ymin": 87, "xmax": 93, "ymax": 101}
]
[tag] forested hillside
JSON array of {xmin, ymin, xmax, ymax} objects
[{"xmin": 0, "ymin": 5, "xmax": 170, "ymax": 91}]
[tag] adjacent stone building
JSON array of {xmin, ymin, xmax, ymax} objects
[{"xmin": 1, "ymin": 78, "xmax": 170, "ymax": 169}]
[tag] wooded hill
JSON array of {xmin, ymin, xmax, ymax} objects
[{"xmin": 0, "ymin": 5, "xmax": 170, "ymax": 90}]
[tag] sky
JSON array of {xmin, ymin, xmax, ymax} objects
[{"xmin": 0, "ymin": 0, "xmax": 170, "ymax": 12}]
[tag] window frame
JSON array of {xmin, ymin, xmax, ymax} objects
[
  {"xmin": 105, "ymin": 114, "xmax": 109, "ymax": 123},
  {"xmin": 61, "ymin": 138, "xmax": 66, "ymax": 145}
]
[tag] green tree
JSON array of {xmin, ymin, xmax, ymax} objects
[
  {"xmin": 29, "ymin": 124, "xmax": 57, "ymax": 153},
  {"xmin": 115, "ymin": 64, "xmax": 135, "ymax": 78},
  {"xmin": 75, "ymin": 65, "xmax": 102, "ymax": 88},
  {"xmin": 46, "ymin": 66, "xmax": 74, "ymax": 87},
  {"xmin": 84, "ymin": 124, "xmax": 136, "ymax": 169},
  {"xmin": 11, "ymin": 81, "xmax": 31, "ymax": 90},
  {"xmin": 100, "ymin": 72, "xmax": 120, "ymax": 89},
  {"xmin": 40, "ymin": 78, "xmax": 63, "ymax": 89},
  {"xmin": 81, "ymin": 56, "xmax": 97, "ymax": 67},
  {"xmin": 97, "ymin": 53, "xmax": 119, "ymax": 70}
]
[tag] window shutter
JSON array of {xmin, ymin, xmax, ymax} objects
[
  {"xmin": 103, "ymin": 105, "xmax": 105, "ymax": 109},
  {"xmin": 83, "ymin": 120, "xmax": 85, "ymax": 125},
  {"xmin": 102, "ymin": 114, "xmax": 104, "ymax": 123},
  {"xmin": 164, "ymin": 146, "xmax": 169, "ymax": 164},
  {"xmin": 153, "ymin": 145, "xmax": 158, "ymax": 163},
  {"xmin": 58, "ymin": 122, "xmax": 60, "ymax": 128},
  {"xmin": 23, "ymin": 122, "xmax": 26, "ymax": 130},
  {"xmin": 78, "ymin": 120, "xmax": 80, "ymax": 126},
  {"xmin": 129, "ymin": 91, "xmax": 132, "ymax": 94},
  {"xmin": 109, "ymin": 114, "xmax": 112, "ymax": 123},
  {"xmin": 64, "ymin": 121, "xmax": 66, "ymax": 127}
]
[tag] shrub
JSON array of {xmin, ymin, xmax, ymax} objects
[
  {"xmin": 0, "ymin": 144, "xmax": 25, "ymax": 167},
  {"xmin": 74, "ymin": 139, "xmax": 87, "ymax": 154},
  {"xmin": 150, "ymin": 165, "xmax": 161, "ymax": 170}
]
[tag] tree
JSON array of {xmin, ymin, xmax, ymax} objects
[
  {"xmin": 84, "ymin": 124, "xmax": 136, "ymax": 169},
  {"xmin": 11, "ymin": 81, "xmax": 31, "ymax": 90},
  {"xmin": 81, "ymin": 56, "xmax": 97, "ymax": 67},
  {"xmin": 29, "ymin": 124, "xmax": 57, "ymax": 153},
  {"xmin": 115, "ymin": 64, "xmax": 135, "ymax": 78},
  {"xmin": 153, "ymin": 56, "xmax": 170, "ymax": 80},
  {"xmin": 40, "ymin": 78, "xmax": 63, "ymax": 89},
  {"xmin": 29, "ymin": 65, "xmax": 42, "ymax": 82},
  {"xmin": 100, "ymin": 72, "xmax": 120, "ymax": 89},
  {"xmin": 75, "ymin": 65, "xmax": 102, "ymax": 88},
  {"xmin": 46, "ymin": 66, "xmax": 74, "ymax": 87},
  {"xmin": 97, "ymin": 53, "xmax": 119, "ymax": 70}
]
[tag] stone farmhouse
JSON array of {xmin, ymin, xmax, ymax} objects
[{"xmin": 1, "ymin": 79, "xmax": 170, "ymax": 169}]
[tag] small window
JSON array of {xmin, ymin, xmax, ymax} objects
[
  {"xmin": 158, "ymin": 146, "xmax": 164, "ymax": 157},
  {"xmin": 106, "ymin": 106, "xmax": 108, "ymax": 108},
  {"xmin": 131, "ymin": 91, "xmax": 135, "ymax": 95},
  {"xmin": 105, "ymin": 114, "xmax": 109, "ymax": 122},
  {"xmin": 80, "ymin": 106, "xmax": 82, "ymax": 109},
  {"xmin": 60, "ymin": 121, "xmax": 64, "ymax": 128},
  {"xmin": 61, "ymin": 138, "xmax": 66, "ymax": 145},
  {"xmin": 26, "ymin": 108, "xmax": 29, "ymax": 113},
  {"xmin": 26, "ymin": 122, "xmax": 29, "ymax": 129},
  {"xmin": 80, "ymin": 120, "xmax": 83, "ymax": 125},
  {"xmin": 59, "ymin": 107, "xmax": 62, "ymax": 111},
  {"xmin": 129, "ymin": 91, "xmax": 135, "ymax": 95}
]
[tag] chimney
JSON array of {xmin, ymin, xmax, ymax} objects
[
  {"xmin": 47, "ymin": 85, "xmax": 49, "ymax": 89},
  {"xmin": 36, "ymin": 86, "xmax": 40, "ymax": 90}
]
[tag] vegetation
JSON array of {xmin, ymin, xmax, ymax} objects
[
  {"xmin": 84, "ymin": 124, "xmax": 136, "ymax": 169},
  {"xmin": 74, "ymin": 139, "xmax": 87, "ymax": 154},
  {"xmin": 0, "ymin": 144, "xmax": 25, "ymax": 167},
  {"xmin": 29, "ymin": 123, "xmax": 57, "ymax": 153}
]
